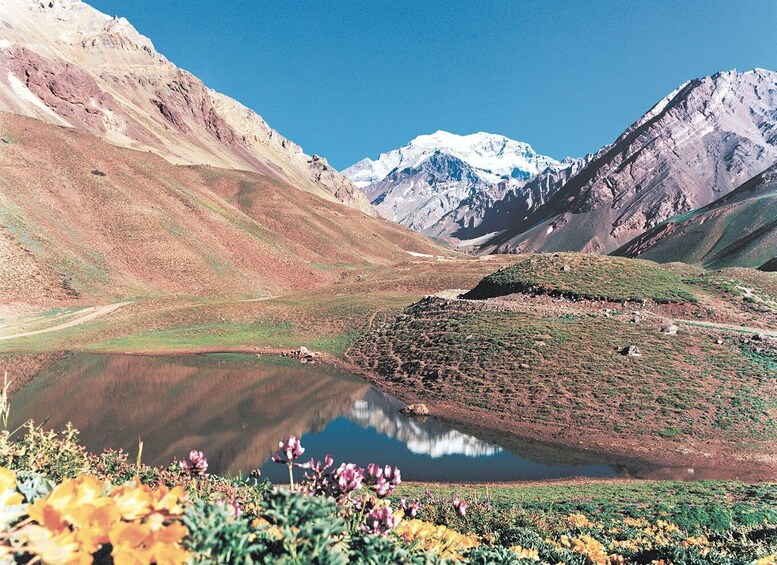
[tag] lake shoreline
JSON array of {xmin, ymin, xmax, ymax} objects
[{"xmin": 34, "ymin": 346, "xmax": 776, "ymax": 483}]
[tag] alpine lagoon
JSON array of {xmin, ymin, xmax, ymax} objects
[{"xmin": 1, "ymin": 1, "xmax": 777, "ymax": 563}]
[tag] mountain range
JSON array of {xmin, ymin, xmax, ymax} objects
[
  {"xmin": 0, "ymin": 0, "xmax": 372, "ymax": 214},
  {"xmin": 1, "ymin": 0, "xmax": 776, "ymax": 303},
  {"xmin": 347, "ymin": 69, "xmax": 777, "ymax": 267}
]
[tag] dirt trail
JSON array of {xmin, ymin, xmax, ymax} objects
[
  {"xmin": 0, "ymin": 302, "xmax": 129, "ymax": 341},
  {"xmin": 641, "ymin": 311, "xmax": 777, "ymax": 338},
  {"xmin": 678, "ymin": 319, "xmax": 777, "ymax": 337}
]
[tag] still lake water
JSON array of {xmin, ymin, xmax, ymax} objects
[{"xmin": 6, "ymin": 353, "xmax": 640, "ymax": 482}]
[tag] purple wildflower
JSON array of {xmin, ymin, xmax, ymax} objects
[
  {"xmin": 273, "ymin": 436, "xmax": 307, "ymax": 489},
  {"xmin": 334, "ymin": 462, "xmax": 364, "ymax": 494},
  {"xmin": 179, "ymin": 450, "xmax": 208, "ymax": 476},
  {"xmin": 274, "ymin": 435, "xmax": 305, "ymax": 462},
  {"xmin": 360, "ymin": 506, "xmax": 399, "ymax": 536},
  {"xmin": 364, "ymin": 463, "xmax": 401, "ymax": 497},
  {"xmin": 399, "ymin": 498, "xmax": 421, "ymax": 518},
  {"xmin": 452, "ymin": 496, "xmax": 467, "ymax": 517}
]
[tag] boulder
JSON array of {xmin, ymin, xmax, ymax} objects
[
  {"xmin": 401, "ymin": 403, "xmax": 429, "ymax": 416},
  {"xmin": 621, "ymin": 345, "xmax": 641, "ymax": 357},
  {"xmin": 660, "ymin": 323, "xmax": 679, "ymax": 335}
]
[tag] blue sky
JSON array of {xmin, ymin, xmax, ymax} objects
[{"xmin": 87, "ymin": 1, "xmax": 776, "ymax": 170}]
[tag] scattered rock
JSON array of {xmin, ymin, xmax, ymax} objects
[
  {"xmin": 715, "ymin": 338, "xmax": 724, "ymax": 345},
  {"xmin": 753, "ymin": 333, "xmax": 766, "ymax": 341},
  {"xmin": 401, "ymin": 403, "xmax": 429, "ymax": 417},
  {"xmin": 90, "ymin": 169, "xmax": 106, "ymax": 176},
  {"xmin": 561, "ymin": 264, "xmax": 571, "ymax": 272},
  {"xmin": 281, "ymin": 346, "xmax": 320, "ymax": 364},
  {"xmin": 660, "ymin": 323, "xmax": 678, "ymax": 335},
  {"xmin": 621, "ymin": 345, "xmax": 642, "ymax": 357}
]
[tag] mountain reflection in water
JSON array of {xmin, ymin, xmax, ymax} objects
[
  {"xmin": 5, "ymin": 353, "xmax": 623, "ymax": 481},
  {"xmin": 347, "ymin": 389, "xmax": 502, "ymax": 458}
]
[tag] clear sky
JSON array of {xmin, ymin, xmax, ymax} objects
[{"xmin": 86, "ymin": 0, "xmax": 776, "ymax": 170}]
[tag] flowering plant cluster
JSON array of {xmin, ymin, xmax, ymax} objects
[
  {"xmin": 272, "ymin": 436, "xmax": 406, "ymax": 537},
  {"xmin": 0, "ymin": 468, "xmax": 189, "ymax": 564},
  {"xmin": 179, "ymin": 450, "xmax": 208, "ymax": 477},
  {"xmin": 0, "ymin": 422, "xmax": 774, "ymax": 564}
]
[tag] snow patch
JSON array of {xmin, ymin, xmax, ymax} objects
[
  {"xmin": 406, "ymin": 251, "xmax": 435, "ymax": 258},
  {"xmin": 455, "ymin": 231, "xmax": 505, "ymax": 247}
]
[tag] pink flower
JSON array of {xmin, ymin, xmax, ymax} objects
[
  {"xmin": 360, "ymin": 506, "xmax": 399, "ymax": 536},
  {"xmin": 364, "ymin": 463, "xmax": 401, "ymax": 497},
  {"xmin": 335, "ymin": 462, "xmax": 364, "ymax": 493},
  {"xmin": 452, "ymin": 496, "xmax": 467, "ymax": 517},
  {"xmin": 277, "ymin": 435, "xmax": 305, "ymax": 461},
  {"xmin": 399, "ymin": 498, "xmax": 421, "ymax": 518},
  {"xmin": 180, "ymin": 450, "xmax": 208, "ymax": 476}
]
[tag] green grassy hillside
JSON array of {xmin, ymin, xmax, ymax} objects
[
  {"xmin": 462, "ymin": 253, "xmax": 698, "ymax": 303},
  {"xmin": 615, "ymin": 163, "xmax": 777, "ymax": 269}
]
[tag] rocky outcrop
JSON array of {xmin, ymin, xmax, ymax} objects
[
  {"xmin": 0, "ymin": 0, "xmax": 370, "ymax": 213},
  {"xmin": 308, "ymin": 155, "xmax": 375, "ymax": 216},
  {"xmin": 400, "ymin": 403, "xmax": 430, "ymax": 417},
  {"xmin": 479, "ymin": 69, "xmax": 777, "ymax": 254}
]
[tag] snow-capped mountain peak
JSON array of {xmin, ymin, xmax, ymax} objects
[
  {"xmin": 342, "ymin": 130, "xmax": 561, "ymax": 234},
  {"xmin": 344, "ymin": 130, "xmax": 558, "ymax": 189}
]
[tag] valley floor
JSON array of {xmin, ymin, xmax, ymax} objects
[{"xmin": 1, "ymin": 255, "xmax": 777, "ymax": 482}]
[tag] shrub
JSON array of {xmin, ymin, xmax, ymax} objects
[{"xmin": 0, "ymin": 422, "xmax": 89, "ymax": 481}]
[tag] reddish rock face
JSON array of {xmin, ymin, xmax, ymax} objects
[{"xmin": 5, "ymin": 46, "xmax": 115, "ymax": 133}]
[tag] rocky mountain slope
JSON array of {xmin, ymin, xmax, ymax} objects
[
  {"xmin": 0, "ymin": 112, "xmax": 442, "ymax": 306},
  {"xmin": 0, "ymin": 0, "xmax": 373, "ymax": 214},
  {"xmin": 614, "ymin": 163, "xmax": 777, "ymax": 269},
  {"xmin": 344, "ymin": 131, "xmax": 558, "ymax": 233},
  {"xmin": 479, "ymin": 69, "xmax": 777, "ymax": 254},
  {"xmin": 426, "ymin": 156, "xmax": 591, "ymax": 245}
]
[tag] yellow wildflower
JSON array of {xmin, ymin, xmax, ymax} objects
[
  {"xmin": 15, "ymin": 524, "xmax": 92, "ymax": 565},
  {"xmin": 567, "ymin": 513, "xmax": 594, "ymax": 528},
  {"xmin": 111, "ymin": 482, "xmax": 154, "ymax": 521},
  {"xmin": 569, "ymin": 535, "xmax": 609, "ymax": 565},
  {"xmin": 395, "ymin": 519, "xmax": 478, "ymax": 559},
  {"xmin": 0, "ymin": 469, "xmax": 15, "ymax": 493},
  {"xmin": 510, "ymin": 544, "xmax": 540, "ymax": 560}
]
